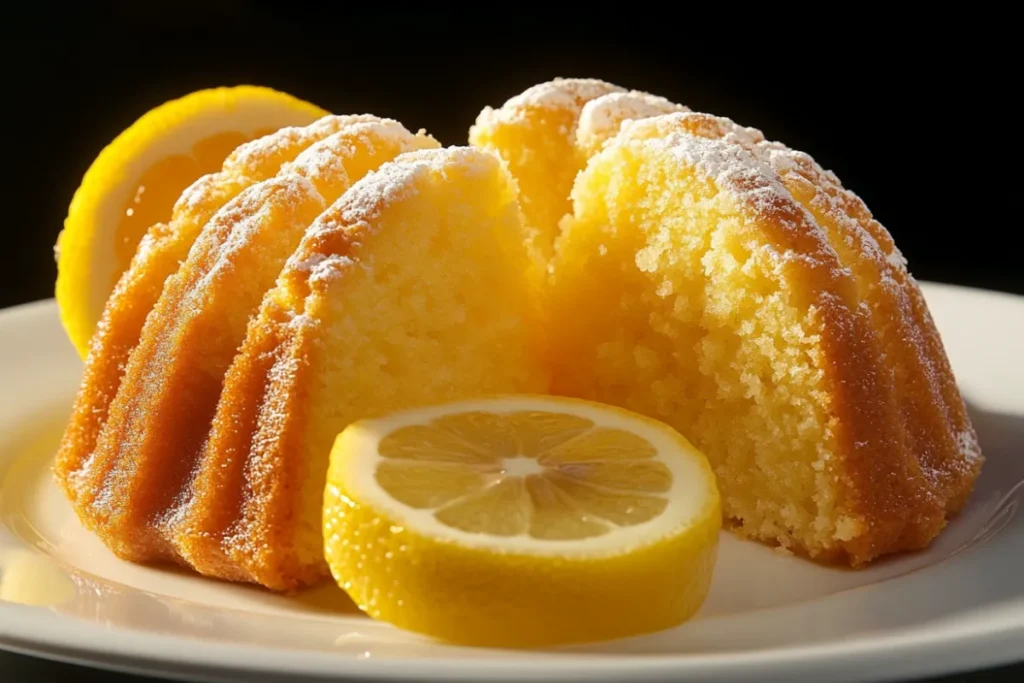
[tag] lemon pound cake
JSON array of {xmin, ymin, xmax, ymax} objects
[
  {"xmin": 55, "ymin": 115, "xmax": 383, "ymax": 512},
  {"xmin": 547, "ymin": 122, "xmax": 982, "ymax": 565},
  {"xmin": 470, "ymin": 79, "xmax": 688, "ymax": 260},
  {"xmin": 574, "ymin": 90, "xmax": 690, "ymax": 159},
  {"xmin": 172, "ymin": 146, "xmax": 549, "ymax": 589},
  {"xmin": 469, "ymin": 78, "xmax": 626, "ymax": 259},
  {"xmin": 56, "ymin": 117, "xmax": 441, "ymax": 584}
]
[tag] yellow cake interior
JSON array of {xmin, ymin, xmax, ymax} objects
[{"xmin": 548, "ymin": 138, "xmax": 841, "ymax": 556}]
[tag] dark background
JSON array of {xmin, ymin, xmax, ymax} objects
[
  {"xmin": 0, "ymin": 5, "xmax": 1018, "ymax": 682},
  {"xmin": 0, "ymin": 5, "xmax": 1018, "ymax": 309}
]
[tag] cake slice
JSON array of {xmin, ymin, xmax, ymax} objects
[
  {"xmin": 65, "ymin": 118, "xmax": 439, "ymax": 567},
  {"xmin": 55, "ymin": 115, "xmax": 375, "ymax": 506},
  {"xmin": 178, "ymin": 146, "xmax": 550, "ymax": 589},
  {"xmin": 574, "ymin": 90, "xmax": 689, "ymax": 158},
  {"xmin": 470, "ymin": 80, "xmax": 688, "ymax": 261},
  {"xmin": 469, "ymin": 78, "xmax": 627, "ymax": 259},
  {"xmin": 608, "ymin": 112, "xmax": 982, "ymax": 529},
  {"xmin": 546, "ymin": 122, "xmax": 982, "ymax": 564}
]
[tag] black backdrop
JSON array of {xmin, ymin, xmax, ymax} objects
[
  {"xmin": 1, "ymin": 6, "xmax": 1017, "ymax": 309},
  {"xmin": 1, "ymin": 7, "xmax": 1019, "ymax": 683}
]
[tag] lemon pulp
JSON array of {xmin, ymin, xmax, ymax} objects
[
  {"xmin": 376, "ymin": 410, "xmax": 673, "ymax": 539},
  {"xmin": 324, "ymin": 395, "xmax": 721, "ymax": 648},
  {"xmin": 56, "ymin": 85, "xmax": 327, "ymax": 357},
  {"xmin": 111, "ymin": 128, "xmax": 275, "ymax": 276}
]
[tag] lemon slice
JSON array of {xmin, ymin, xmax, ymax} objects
[
  {"xmin": 323, "ymin": 394, "xmax": 721, "ymax": 647},
  {"xmin": 55, "ymin": 85, "xmax": 327, "ymax": 357}
]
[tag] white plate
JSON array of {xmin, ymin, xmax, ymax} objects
[{"xmin": 1, "ymin": 281, "xmax": 1022, "ymax": 683}]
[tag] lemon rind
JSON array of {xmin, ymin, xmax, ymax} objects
[
  {"xmin": 56, "ymin": 85, "xmax": 327, "ymax": 358},
  {"xmin": 328, "ymin": 393, "xmax": 721, "ymax": 557}
]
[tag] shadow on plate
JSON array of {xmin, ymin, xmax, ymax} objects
[
  {"xmin": 2, "ymin": 397, "xmax": 1021, "ymax": 656},
  {"xmin": 557, "ymin": 398, "xmax": 1024, "ymax": 654}
]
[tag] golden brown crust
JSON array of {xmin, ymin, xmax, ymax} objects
[
  {"xmin": 170, "ymin": 305, "xmax": 292, "ymax": 584},
  {"xmin": 233, "ymin": 311, "xmax": 325, "ymax": 589},
  {"xmin": 52, "ymin": 116, "xmax": 360, "ymax": 517},
  {"xmin": 614, "ymin": 113, "xmax": 982, "ymax": 564},
  {"xmin": 176, "ymin": 128, "xmax": 437, "ymax": 590},
  {"xmin": 470, "ymin": 78, "xmax": 626, "ymax": 259},
  {"xmin": 538, "ymin": 108, "xmax": 986, "ymax": 565},
  {"xmin": 717, "ymin": 153, "xmax": 934, "ymax": 565},
  {"xmin": 208, "ymin": 198, "xmax": 371, "ymax": 589},
  {"xmin": 82, "ymin": 175, "xmax": 327, "ymax": 561},
  {"xmin": 54, "ymin": 118, "xmax": 438, "ymax": 589},
  {"xmin": 201, "ymin": 147, "xmax": 531, "ymax": 590},
  {"xmin": 906, "ymin": 288, "xmax": 982, "ymax": 512},
  {"xmin": 54, "ymin": 221, "xmax": 177, "ymax": 506},
  {"xmin": 758, "ymin": 149, "xmax": 979, "ymax": 560},
  {"xmin": 55, "ymin": 93, "xmax": 983, "ymax": 586},
  {"xmin": 575, "ymin": 91, "xmax": 689, "ymax": 158}
]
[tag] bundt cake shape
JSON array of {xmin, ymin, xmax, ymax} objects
[
  {"xmin": 55, "ymin": 115, "xmax": 396, "ymax": 515},
  {"xmin": 532, "ymin": 106, "xmax": 982, "ymax": 565},
  {"xmin": 470, "ymin": 78, "xmax": 687, "ymax": 261},
  {"xmin": 54, "ymin": 112, "xmax": 548, "ymax": 589},
  {"xmin": 54, "ymin": 79, "xmax": 984, "ymax": 593},
  {"xmin": 174, "ymin": 146, "xmax": 549, "ymax": 589}
]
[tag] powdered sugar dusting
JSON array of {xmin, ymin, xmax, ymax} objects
[
  {"xmin": 504, "ymin": 77, "xmax": 625, "ymax": 110},
  {"xmin": 760, "ymin": 148, "xmax": 884, "ymax": 263},
  {"xmin": 634, "ymin": 128, "xmax": 855, "ymax": 287},
  {"xmin": 308, "ymin": 255, "xmax": 355, "ymax": 286},
  {"xmin": 194, "ymin": 174, "xmax": 323, "ymax": 294},
  {"xmin": 659, "ymin": 133, "xmax": 800, "ymax": 222},
  {"xmin": 285, "ymin": 137, "xmax": 351, "ymax": 189},
  {"xmin": 616, "ymin": 111, "xmax": 766, "ymax": 153},
  {"xmin": 475, "ymin": 78, "xmax": 625, "ymax": 127},
  {"xmin": 577, "ymin": 91, "xmax": 689, "ymax": 152},
  {"xmin": 228, "ymin": 115, "xmax": 380, "ymax": 170},
  {"xmin": 887, "ymin": 247, "xmax": 908, "ymax": 268},
  {"xmin": 746, "ymin": 141, "xmax": 915, "ymax": 280},
  {"xmin": 283, "ymin": 118, "xmax": 417, "ymax": 192},
  {"xmin": 737, "ymin": 122, "xmax": 978, "ymax": 494},
  {"xmin": 287, "ymin": 251, "xmax": 330, "ymax": 273},
  {"xmin": 289, "ymin": 146, "xmax": 496, "ymax": 285},
  {"xmin": 175, "ymin": 172, "xmax": 231, "ymax": 217},
  {"xmin": 715, "ymin": 125, "xmax": 766, "ymax": 151},
  {"xmin": 338, "ymin": 146, "xmax": 493, "ymax": 226},
  {"xmin": 335, "ymin": 161, "xmax": 422, "ymax": 228},
  {"xmin": 173, "ymin": 115, "xmax": 377, "ymax": 218},
  {"xmin": 286, "ymin": 312, "xmax": 316, "ymax": 332},
  {"xmin": 286, "ymin": 249, "xmax": 356, "ymax": 286},
  {"xmin": 957, "ymin": 428, "xmax": 982, "ymax": 464}
]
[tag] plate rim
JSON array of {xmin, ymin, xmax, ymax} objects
[
  {"xmin": 2, "ymin": 598, "xmax": 1023, "ymax": 683},
  {"xmin": 2, "ymin": 281, "xmax": 1023, "ymax": 682}
]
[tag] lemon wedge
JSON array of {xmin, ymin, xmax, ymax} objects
[
  {"xmin": 323, "ymin": 394, "xmax": 721, "ymax": 647},
  {"xmin": 55, "ymin": 85, "xmax": 327, "ymax": 357}
]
